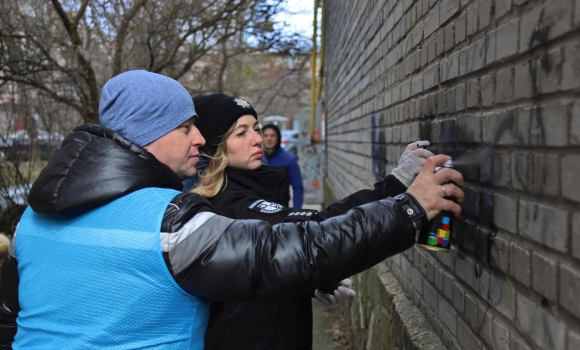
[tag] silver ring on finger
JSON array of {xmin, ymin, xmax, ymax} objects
[{"xmin": 442, "ymin": 185, "xmax": 447, "ymax": 197}]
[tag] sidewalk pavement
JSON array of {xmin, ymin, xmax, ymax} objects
[
  {"xmin": 312, "ymin": 300, "xmax": 352, "ymax": 350},
  {"xmin": 304, "ymin": 204, "xmax": 352, "ymax": 350}
]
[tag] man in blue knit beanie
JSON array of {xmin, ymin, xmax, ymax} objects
[
  {"xmin": 100, "ymin": 70, "xmax": 197, "ymax": 147},
  {"xmin": 99, "ymin": 70, "xmax": 205, "ymax": 179}
]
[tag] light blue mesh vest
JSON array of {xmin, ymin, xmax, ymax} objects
[{"xmin": 14, "ymin": 188, "xmax": 210, "ymax": 349}]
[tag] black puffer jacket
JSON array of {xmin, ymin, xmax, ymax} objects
[
  {"xmin": 204, "ymin": 166, "xmax": 410, "ymax": 350},
  {"xmin": 0, "ymin": 124, "xmax": 426, "ymax": 348}
]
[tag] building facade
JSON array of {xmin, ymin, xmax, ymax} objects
[{"xmin": 324, "ymin": 0, "xmax": 580, "ymax": 349}]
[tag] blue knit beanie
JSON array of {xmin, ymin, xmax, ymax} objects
[{"xmin": 99, "ymin": 70, "xmax": 196, "ymax": 146}]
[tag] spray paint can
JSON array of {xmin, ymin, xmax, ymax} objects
[{"xmin": 417, "ymin": 160, "xmax": 455, "ymax": 252}]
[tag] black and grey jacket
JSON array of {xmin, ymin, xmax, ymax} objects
[
  {"xmin": 204, "ymin": 166, "xmax": 411, "ymax": 350},
  {"xmin": 0, "ymin": 124, "xmax": 427, "ymax": 348}
]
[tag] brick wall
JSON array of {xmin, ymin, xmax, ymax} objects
[{"xmin": 324, "ymin": 0, "xmax": 580, "ymax": 349}]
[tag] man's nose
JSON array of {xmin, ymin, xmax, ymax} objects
[{"xmin": 191, "ymin": 128, "xmax": 205, "ymax": 146}]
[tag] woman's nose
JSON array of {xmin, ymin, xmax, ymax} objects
[{"xmin": 253, "ymin": 133, "xmax": 263, "ymax": 145}]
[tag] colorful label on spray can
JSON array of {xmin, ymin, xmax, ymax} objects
[{"xmin": 418, "ymin": 210, "xmax": 454, "ymax": 252}]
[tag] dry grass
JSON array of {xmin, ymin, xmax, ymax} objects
[
  {"xmin": 329, "ymin": 305, "xmax": 353, "ymax": 350},
  {"xmin": 0, "ymin": 160, "xmax": 47, "ymax": 187}
]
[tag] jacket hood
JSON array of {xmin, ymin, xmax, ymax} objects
[
  {"xmin": 261, "ymin": 124, "xmax": 281, "ymax": 153},
  {"xmin": 28, "ymin": 124, "xmax": 183, "ymax": 217}
]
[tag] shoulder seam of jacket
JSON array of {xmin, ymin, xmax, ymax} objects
[{"xmin": 160, "ymin": 211, "xmax": 216, "ymax": 252}]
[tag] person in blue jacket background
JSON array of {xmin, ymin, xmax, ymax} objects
[{"xmin": 261, "ymin": 124, "xmax": 304, "ymax": 209}]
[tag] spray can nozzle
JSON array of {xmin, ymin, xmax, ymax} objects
[{"xmin": 435, "ymin": 160, "xmax": 453, "ymax": 173}]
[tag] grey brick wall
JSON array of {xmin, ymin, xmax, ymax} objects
[{"xmin": 324, "ymin": 0, "xmax": 580, "ymax": 349}]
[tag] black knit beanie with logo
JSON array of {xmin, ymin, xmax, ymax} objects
[{"xmin": 193, "ymin": 93, "xmax": 258, "ymax": 158}]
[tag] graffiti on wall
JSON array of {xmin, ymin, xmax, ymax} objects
[
  {"xmin": 299, "ymin": 144, "xmax": 324, "ymax": 204},
  {"xmin": 362, "ymin": 10, "xmax": 556, "ymax": 268},
  {"xmin": 371, "ymin": 109, "xmax": 387, "ymax": 182}
]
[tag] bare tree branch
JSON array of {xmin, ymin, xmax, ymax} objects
[
  {"xmin": 50, "ymin": 0, "xmax": 74, "ymax": 39},
  {"xmin": 1, "ymin": 0, "xmax": 308, "ymax": 125},
  {"xmin": 255, "ymin": 79, "xmax": 286, "ymax": 116},
  {"xmin": 72, "ymin": 0, "xmax": 90, "ymax": 29},
  {"xmin": 2, "ymin": 76, "xmax": 83, "ymax": 114},
  {"xmin": 49, "ymin": 0, "xmax": 100, "ymax": 123},
  {"xmin": 111, "ymin": 0, "xmax": 149, "ymax": 77}
]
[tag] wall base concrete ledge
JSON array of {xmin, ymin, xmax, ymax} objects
[
  {"xmin": 325, "ymin": 175, "xmax": 445, "ymax": 349},
  {"xmin": 343, "ymin": 262, "xmax": 445, "ymax": 350}
]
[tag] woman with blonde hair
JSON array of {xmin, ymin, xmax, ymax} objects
[{"xmin": 192, "ymin": 93, "xmax": 436, "ymax": 350}]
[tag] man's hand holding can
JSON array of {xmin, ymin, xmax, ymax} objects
[{"xmin": 406, "ymin": 154, "xmax": 465, "ymax": 221}]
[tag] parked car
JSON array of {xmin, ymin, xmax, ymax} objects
[
  {"xmin": 281, "ymin": 129, "xmax": 300, "ymax": 157},
  {"xmin": 0, "ymin": 130, "xmax": 64, "ymax": 161}
]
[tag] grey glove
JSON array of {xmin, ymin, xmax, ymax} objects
[
  {"xmin": 314, "ymin": 278, "xmax": 356, "ymax": 306},
  {"xmin": 391, "ymin": 141, "xmax": 434, "ymax": 187}
]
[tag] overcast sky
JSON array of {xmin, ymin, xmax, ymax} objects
[{"xmin": 274, "ymin": 0, "xmax": 315, "ymax": 39}]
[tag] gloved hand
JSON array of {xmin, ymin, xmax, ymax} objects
[
  {"xmin": 391, "ymin": 140, "xmax": 434, "ymax": 188},
  {"xmin": 315, "ymin": 278, "xmax": 356, "ymax": 306}
]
